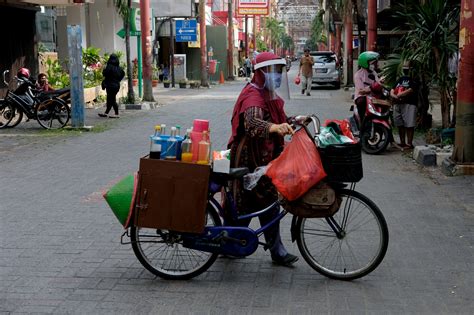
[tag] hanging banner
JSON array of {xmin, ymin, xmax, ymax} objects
[{"xmin": 237, "ymin": 0, "xmax": 269, "ymax": 16}]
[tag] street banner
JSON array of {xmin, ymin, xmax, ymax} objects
[{"xmin": 237, "ymin": 0, "xmax": 269, "ymax": 16}]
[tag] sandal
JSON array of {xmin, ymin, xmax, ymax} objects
[{"xmin": 272, "ymin": 253, "xmax": 299, "ymax": 267}]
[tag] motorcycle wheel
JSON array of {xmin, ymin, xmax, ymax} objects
[
  {"xmin": 0, "ymin": 102, "xmax": 14, "ymax": 129},
  {"xmin": 7, "ymin": 107, "xmax": 23, "ymax": 128},
  {"xmin": 361, "ymin": 124, "xmax": 390, "ymax": 154}
]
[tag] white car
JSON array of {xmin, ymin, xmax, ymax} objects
[{"xmin": 310, "ymin": 51, "xmax": 341, "ymax": 89}]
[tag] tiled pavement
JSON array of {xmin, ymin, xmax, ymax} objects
[{"xmin": 0, "ymin": 68, "xmax": 473, "ymax": 314}]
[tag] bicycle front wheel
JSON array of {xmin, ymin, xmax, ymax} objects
[
  {"xmin": 296, "ymin": 189, "xmax": 388, "ymax": 280},
  {"xmin": 131, "ymin": 203, "xmax": 222, "ymax": 280}
]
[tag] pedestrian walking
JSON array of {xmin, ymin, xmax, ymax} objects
[
  {"xmin": 298, "ymin": 48, "xmax": 314, "ymax": 96},
  {"xmin": 390, "ymin": 61, "xmax": 418, "ymax": 149},
  {"xmin": 228, "ymin": 52, "xmax": 299, "ymax": 267},
  {"xmin": 99, "ymin": 54, "xmax": 125, "ymax": 118}
]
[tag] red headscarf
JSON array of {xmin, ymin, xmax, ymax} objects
[{"xmin": 228, "ymin": 52, "xmax": 287, "ymax": 147}]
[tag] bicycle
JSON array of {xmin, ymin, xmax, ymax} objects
[{"xmin": 124, "ymin": 117, "xmax": 389, "ymax": 281}]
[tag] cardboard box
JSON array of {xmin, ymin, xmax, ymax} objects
[{"xmin": 135, "ymin": 157, "xmax": 210, "ymax": 233}]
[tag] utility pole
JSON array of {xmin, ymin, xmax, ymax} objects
[
  {"xmin": 450, "ymin": 0, "xmax": 474, "ymax": 170},
  {"xmin": 199, "ymin": 0, "xmax": 209, "ymax": 87},
  {"xmin": 227, "ymin": 0, "xmax": 235, "ymax": 80},
  {"xmin": 67, "ymin": 25, "xmax": 85, "ymax": 128},
  {"xmin": 344, "ymin": 13, "xmax": 353, "ymax": 86},
  {"xmin": 367, "ymin": 0, "xmax": 377, "ymax": 51},
  {"xmin": 170, "ymin": 18, "xmax": 175, "ymax": 88},
  {"xmin": 140, "ymin": 0, "xmax": 154, "ymax": 101},
  {"xmin": 244, "ymin": 15, "xmax": 248, "ymax": 57}
]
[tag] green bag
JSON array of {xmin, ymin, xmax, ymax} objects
[{"xmin": 103, "ymin": 173, "xmax": 137, "ymax": 227}]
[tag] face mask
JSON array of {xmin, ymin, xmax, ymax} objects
[
  {"xmin": 264, "ymin": 72, "xmax": 282, "ymax": 91},
  {"xmin": 369, "ymin": 64, "xmax": 376, "ymax": 72}
]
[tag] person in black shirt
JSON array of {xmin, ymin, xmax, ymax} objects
[
  {"xmin": 390, "ymin": 61, "xmax": 418, "ymax": 149},
  {"xmin": 99, "ymin": 54, "xmax": 125, "ymax": 118}
]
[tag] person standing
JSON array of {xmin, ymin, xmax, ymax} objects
[
  {"xmin": 228, "ymin": 52, "xmax": 299, "ymax": 267},
  {"xmin": 244, "ymin": 56, "xmax": 252, "ymax": 80},
  {"xmin": 99, "ymin": 54, "xmax": 125, "ymax": 118},
  {"xmin": 298, "ymin": 48, "xmax": 314, "ymax": 96},
  {"xmin": 390, "ymin": 61, "xmax": 418, "ymax": 149}
]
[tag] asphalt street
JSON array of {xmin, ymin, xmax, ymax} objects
[{"xmin": 0, "ymin": 65, "xmax": 473, "ymax": 314}]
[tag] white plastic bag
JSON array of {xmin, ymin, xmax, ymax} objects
[{"xmin": 243, "ymin": 166, "xmax": 268, "ymax": 190}]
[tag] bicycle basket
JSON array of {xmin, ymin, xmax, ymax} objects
[{"xmin": 281, "ymin": 181, "xmax": 341, "ymax": 218}]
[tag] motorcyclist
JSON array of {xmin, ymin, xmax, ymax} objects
[{"xmin": 354, "ymin": 51, "xmax": 380, "ymax": 122}]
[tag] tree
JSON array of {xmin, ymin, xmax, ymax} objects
[
  {"xmin": 265, "ymin": 18, "xmax": 285, "ymax": 51},
  {"xmin": 393, "ymin": 0, "xmax": 460, "ymax": 128},
  {"xmin": 113, "ymin": 0, "xmax": 135, "ymax": 104},
  {"xmin": 306, "ymin": 9, "xmax": 325, "ymax": 51}
]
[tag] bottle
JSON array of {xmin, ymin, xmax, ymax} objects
[
  {"xmin": 181, "ymin": 128, "xmax": 193, "ymax": 163},
  {"xmin": 164, "ymin": 126, "xmax": 178, "ymax": 160},
  {"xmin": 149, "ymin": 125, "xmax": 162, "ymax": 159},
  {"xmin": 159, "ymin": 124, "xmax": 168, "ymax": 159},
  {"xmin": 197, "ymin": 130, "xmax": 210, "ymax": 164},
  {"xmin": 175, "ymin": 125, "xmax": 181, "ymax": 137}
]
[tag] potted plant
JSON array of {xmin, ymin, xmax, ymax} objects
[
  {"xmin": 163, "ymin": 79, "xmax": 170, "ymax": 88},
  {"xmin": 152, "ymin": 64, "xmax": 159, "ymax": 87},
  {"xmin": 189, "ymin": 80, "xmax": 201, "ymax": 89},
  {"xmin": 178, "ymin": 79, "xmax": 187, "ymax": 89}
]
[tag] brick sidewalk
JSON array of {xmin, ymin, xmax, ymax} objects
[{"xmin": 0, "ymin": 76, "xmax": 472, "ymax": 314}]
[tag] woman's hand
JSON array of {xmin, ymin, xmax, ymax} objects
[{"xmin": 270, "ymin": 123, "xmax": 294, "ymax": 136}]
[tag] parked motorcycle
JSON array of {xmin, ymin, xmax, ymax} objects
[
  {"xmin": 349, "ymin": 82, "xmax": 394, "ymax": 154},
  {"xmin": 2, "ymin": 69, "xmax": 71, "ymax": 129}
]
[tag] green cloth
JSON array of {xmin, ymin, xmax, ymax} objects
[{"xmin": 104, "ymin": 174, "xmax": 135, "ymax": 226}]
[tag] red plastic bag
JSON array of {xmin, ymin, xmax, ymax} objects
[
  {"xmin": 324, "ymin": 119, "xmax": 356, "ymax": 142},
  {"xmin": 294, "ymin": 75, "xmax": 301, "ymax": 85},
  {"xmin": 266, "ymin": 129, "xmax": 326, "ymax": 201}
]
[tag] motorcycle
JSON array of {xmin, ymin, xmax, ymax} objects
[
  {"xmin": 349, "ymin": 82, "xmax": 395, "ymax": 154},
  {"xmin": 2, "ymin": 70, "xmax": 71, "ymax": 129}
]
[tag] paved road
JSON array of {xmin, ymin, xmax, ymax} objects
[{"xmin": 0, "ymin": 66, "xmax": 473, "ymax": 314}]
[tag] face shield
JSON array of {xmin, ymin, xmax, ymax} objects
[{"xmin": 255, "ymin": 61, "xmax": 290, "ymax": 101}]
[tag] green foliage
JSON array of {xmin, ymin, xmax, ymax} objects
[
  {"xmin": 307, "ymin": 9, "xmax": 325, "ymax": 51},
  {"xmin": 391, "ymin": 0, "xmax": 460, "ymax": 127},
  {"xmin": 152, "ymin": 64, "xmax": 159, "ymax": 80},
  {"xmin": 45, "ymin": 58, "xmax": 70, "ymax": 89},
  {"xmin": 82, "ymin": 46, "xmax": 101, "ymax": 67},
  {"xmin": 256, "ymin": 32, "xmax": 267, "ymax": 51}
]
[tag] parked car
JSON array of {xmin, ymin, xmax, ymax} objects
[{"xmin": 310, "ymin": 51, "xmax": 341, "ymax": 89}]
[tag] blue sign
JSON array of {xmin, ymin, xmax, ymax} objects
[{"xmin": 176, "ymin": 19, "xmax": 197, "ymax": 42}]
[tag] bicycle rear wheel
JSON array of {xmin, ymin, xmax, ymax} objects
[
  {"xmin": 36, "ymin": 99, "xmax": 70, "ymax": 129},
  {"xmin": 296, "ymin": 189, "xmax": 388, "ymax": 280},
  {"xmin": 131, "ymin": 203, "xmax": 222, "ymax": 280},
  {"xmin": 0, "ymin": 101, "xmax": 14, "ymax": 129}
]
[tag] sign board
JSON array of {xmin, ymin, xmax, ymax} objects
[
  {"xmin": 176, "ymin": 19, "xmax": 197, "ymax": 42},
  {"xmin": 188, "ymin": 23, "xmax": 200, "ymax": 48},
  {"xmin": 173, "ymin": 54, "xmax": 187, "ymax": 80},
  {"xmin": 117, "ymin": 29, "xmax": 141, "ymax": 39},
  {"xmin": 130, "ymin": 8, "xmax": 141, "ymax": 32},
  {"xmin": 237, "ymin": 0, "xmax": 269, "ymax": 16}
]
